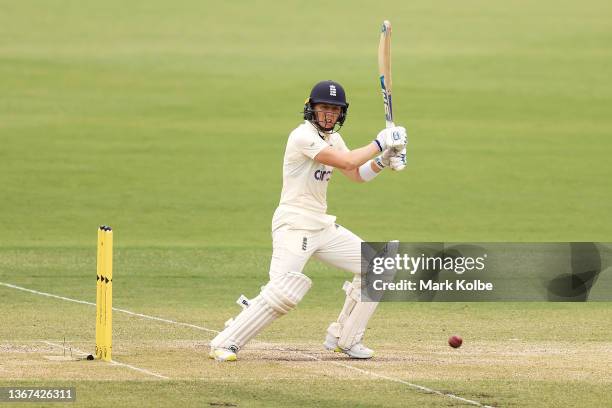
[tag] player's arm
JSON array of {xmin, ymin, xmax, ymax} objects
[
  {"xmin": 339, "ymin": 161, "xmax": 381, "ymax": 183},
  {"xmin": 314, "ymin": 143, "xmax": 379, "ymax": 172},
  {"xmin": 314, "ymin": 126, "xmax": 407, "ymax": 182},
  {"xmin": 339, "ymin": 148, "xmax": 400, "ymax": 182}
]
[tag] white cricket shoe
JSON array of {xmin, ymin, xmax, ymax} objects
[
  {"xmin": 323, "ymin": 333, "xmax": 374, "ymax": 359},
  {"xmin": 341, "ymin": 343, "xmax": 374, "ymax": 359},
  {"xmin": 209, "ymin": 347, "xmax": 237, "ymax": 362}
]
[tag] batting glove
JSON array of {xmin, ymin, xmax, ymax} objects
[
  {"xmin": 389, "ymin": 146, "xmax": 407, "ymax": 171},
  {"xmin": 373, "ymin": 148, "xmax": 395, "ymax": 169},
  {"xmin": 374, "ymin": 126, "xmax": 407, "ymax": 152}
]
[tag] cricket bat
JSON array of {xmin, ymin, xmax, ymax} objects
[{"xmin": 378, "ymin": 20, "xmax": 394, "ymax": 128}]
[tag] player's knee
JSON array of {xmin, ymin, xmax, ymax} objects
[
  {"xmin": 343, "ymin": 279, "xmax": 361, "ymax": 302},
  {"xmin": 261, "ymin": 271, "xmax": 312, "ymax": 315}
]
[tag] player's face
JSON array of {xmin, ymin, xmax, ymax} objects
[{"xmin": 313, "ymin": 103, "xmax": 342, "ymax": 130}]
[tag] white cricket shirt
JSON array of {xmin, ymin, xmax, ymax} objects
[{"xmin": 272, "ymin": 121, "xmax": 349, "ymax": 231}]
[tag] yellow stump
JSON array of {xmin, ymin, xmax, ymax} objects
[{"xmin": 95, "ymin": 225, "xmax": 113, "ymax": 361}]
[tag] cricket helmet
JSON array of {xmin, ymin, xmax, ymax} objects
[{"xmin": 303, "ymin": 80, "xmax": 349, "ymax": 131}]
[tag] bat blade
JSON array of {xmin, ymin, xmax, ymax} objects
[{"xmin": 378, "ymin": 20, "xmax": 394, "ymax": 128}]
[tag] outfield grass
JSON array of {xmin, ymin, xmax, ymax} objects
[{"xmin": 1, "ymin": 1, "xmax": 611, "ymax": 407}]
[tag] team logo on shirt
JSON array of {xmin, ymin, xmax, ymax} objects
[{"xmin": 314, "ymin": 169, "xmax": 332, "ymax": 181}]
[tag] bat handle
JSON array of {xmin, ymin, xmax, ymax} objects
[{"xmin": 386, "ymin": 121, "xmax": 396, "ymax": 128}]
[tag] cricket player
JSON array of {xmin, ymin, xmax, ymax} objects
[{"xmin": 210, "ymin": 80, "xmax": 407, "ymax": 361}]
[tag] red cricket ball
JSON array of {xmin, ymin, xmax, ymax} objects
[{"xmin": 448, "ymin": 335, "xmax": 463, "ymax": 348}]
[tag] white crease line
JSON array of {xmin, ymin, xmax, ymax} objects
[
  {"xmin": 1, "ymin": 282, "xmax": 97, "ymax": 306},
  {"xmin": 0, "ymin": 281, "xmax": 216, "ymax": 334},
  {"xmin": 250, "ymin": 345, "xmax": 494, "ymax": 408},
  {"xmin": 2, "ymin": 281, "xmax": 493, "ymax": 407},
  {"xmin": 112, "ymin": 306, "xmax": 217, "ymax": 334},
  {"xmin": 326, "ymin": 358, "xmax": 492, "ymax": 407},
  {"xmin": 41, "ymin": 341, "xmax": 169, "ymax": 380}
]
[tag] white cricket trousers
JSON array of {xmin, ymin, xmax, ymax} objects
[{"xmin": 269, "ymin": 223, "xmax": 363, "ymax": 280}]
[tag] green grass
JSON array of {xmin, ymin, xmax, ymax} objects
[{"xmin": 1, "ymin": 0, "xmax": 612, "ymax": 407}]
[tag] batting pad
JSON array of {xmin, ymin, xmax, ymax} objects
[
  {"xmin": 337, "ymin": 300, "xmax": 378, "ymax": 349},
  {"xmin": 326, "ymin": 278, "xmax": 376, "ymax": 349},
  {"xmin": 210, "ymin": 271, "xmax": 312, "ymax": 351},
  {"xmin": 330, "ymin": 240, "xmax": 399, "ymax": 349}
]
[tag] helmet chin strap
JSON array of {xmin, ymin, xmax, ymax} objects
[
  {"xmin": 313, "ymin": 119, "xmax": 343, "ymax": 135},
  {"xmin": 303, "ymin": 103, "xmax": 345, "ymax": 136},
  {"xmin": 313, "ymin": 120, "xmax": 336, "ymax": 133}
]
